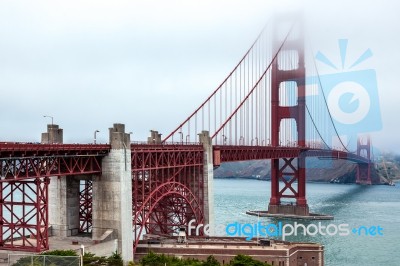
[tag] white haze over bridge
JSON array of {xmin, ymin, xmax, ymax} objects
[{"xmin": 0, "ymin": 0, "xmax": 398, "ymax": 153}]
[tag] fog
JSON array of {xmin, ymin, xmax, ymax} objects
[{"xmin": 0, "ymin": 0, "xmax": 398, "ymax": 152}]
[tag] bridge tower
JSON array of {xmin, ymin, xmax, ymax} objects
[
  {"xmin": 356, "ymin": 136, "xmax": 372, "ymax": 184},
  {"xmin": 268, "ymin": 17, "xmax": 309, "ymax": 216}
]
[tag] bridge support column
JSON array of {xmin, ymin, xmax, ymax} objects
[
  {"xmin": 92, "ymin": 123, "xmax": 133, "ymax": 262},
  {"xmin": 356, "ymin": 136, "xmax": 372, "ymax": 185},
  {"xmin": 268, "ymin": 156, "xmax": 309, "ymax": 216},
  {"xmin": 198, "ymin": 131, "xmax": 214, "ymax": 234},
  {"xmin": 48, "ymin": 177, "xmax": 81, "ymax": 237},
  {"xmin": 42, "ymin": 124, "xmax": 80, "ymax": 237}
]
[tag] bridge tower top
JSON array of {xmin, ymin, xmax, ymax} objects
[
  {"xmin": 109, "ymin": 123, "xmax": 131, "ymax": 149},
  {"xmin": 41, "ymin": 124, "xmax": 63, "ymax": 144}
]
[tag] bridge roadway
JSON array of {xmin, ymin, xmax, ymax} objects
[
  {"xmin": 0, "ymin": 142, "xmax": 369, "ymax": 181},
  {"xmin": 0, "ymin": 141, "xmax": 370, "ymax": 254}
]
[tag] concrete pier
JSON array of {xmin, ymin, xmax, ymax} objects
[
  {"xmin": 92, "ymin": 123, "xmax": 133, "ymax": 263},
  {"xmin": 198, "ymin": 131, "xmax": 215, "ymax": 234},
  {"xmin": 48, "ymin": 177, "xmax": 81, "ymax": 236},
  {"xmin": 42, "ymin": 124, "xmax": 81, "ymax": 237}
]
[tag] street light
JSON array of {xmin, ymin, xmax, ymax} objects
[
  {"xmin": 43, "ymin": 115, "xmax": 53, "ymax": 125},
  {"xmin": 94, "ymin": 130, "xmax": 100, "ymax": 144},
  {"xmin": 178, "ymin": 131, "xmax": 183, "ymax": 144},
  {"xmin": 239, "ymin": 136, "xmax": 244, "ymax": 145},
  {"xmin": 43, "ymin": 115, "xmax": 54, "ymax": 143},
  {"xmin": 222, "ymin": 135, "xmax": 227, "ymax": 145}
]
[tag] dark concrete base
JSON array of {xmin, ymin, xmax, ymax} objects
[
  {"xmin": 246, "ymin": 210, "xmax": 334, "ymax": 220},
  {"xmin": 268, "ymin": 204, "xmax": 310, "ymax": 216}
]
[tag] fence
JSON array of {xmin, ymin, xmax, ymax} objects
[{"xmin": 8, "ymin": 254, "xmax": 80, "ymax": 266}]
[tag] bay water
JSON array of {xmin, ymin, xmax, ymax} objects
[{"xmin": 214, "ymin": 179, "xmax": 400, "ymax": 266}]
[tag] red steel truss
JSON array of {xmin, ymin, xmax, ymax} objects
[
  {"xmin": 0, "ymin": 143, "xmax": 110, "ymax": 156},
  {"xmin": 79, "ymin": 180, "xmax": 93, "ymax": 233},
  {"xmin": 0, "ymin": 156, "xmax": 103, "ymax": 181},
  {"xmin": 131, "ymin": 144, "xmax": 205, "ymax": 249},
  {"xmin": 0, "ymin": 178, "xmax": 49, "ymax": 252},
  {"xmin": 213, "ymin": 146, "xmax": 301, "ymax": 165},
  {"xmin": 0, "ymin": 143, "xmax": 108, "ymax": 252}
]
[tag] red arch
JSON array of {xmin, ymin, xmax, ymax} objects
[{"xmin": 133, "ymin": 181, "xmax": 204, "ymax": 249}]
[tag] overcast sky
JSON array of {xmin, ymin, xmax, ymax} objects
[{"xmin": 0, "ymin": 0, "xmax": 399, "ymax": 153}]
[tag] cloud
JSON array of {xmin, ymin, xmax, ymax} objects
[{"xmin": 0, "ymin": 0, "xmax": 398, "ymax": 152}]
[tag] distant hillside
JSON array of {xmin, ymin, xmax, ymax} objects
[
  {"xmin": 214, "ymin": 157, "xmax": 389, "ymax": 184},
  {"xmin": 375, "ymin": 153, "xmax": 400, "ymax": 181}
]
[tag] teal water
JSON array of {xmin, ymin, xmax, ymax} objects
[{"xmin": 214, "ymin": 179, "xmax": 400, "ymax": 266}]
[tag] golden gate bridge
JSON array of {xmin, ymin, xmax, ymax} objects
[{"xmin": 0, "ymin": 16, "xmax": 373, "ymax": 261}]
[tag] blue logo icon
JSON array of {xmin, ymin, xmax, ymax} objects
[{"xmin": 312, "ymin": 39, "xmax": 382, "ymax": 136}]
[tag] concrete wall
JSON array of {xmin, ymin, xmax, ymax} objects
[{"xmin": 92, "ymin": 123, "xmax": 133, "ymax": 263}]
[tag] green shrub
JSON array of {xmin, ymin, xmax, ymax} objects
[
  {"xmin": 107, "ymin": 251, "xmax": 123, "ymax": 266},
  {"xmin": 228, "ymin": 254, "xmax": 271, "ymax": 266},
  {"xmin": 202, "ymin": 256, "xmax": 221, "ymax": 266}
]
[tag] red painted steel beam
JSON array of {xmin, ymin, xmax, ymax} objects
[
  {"xmin": 0, "ymin": 178, "xmax": 49, "ymax": 252},
  {"xmin": 0, "ymin": 156, "xmax": 103, "ymax": 181},
  {"xmin": 304, "ymin": 149, "xmax": 370, "ymax": 164},
  {"xmin": 79, "ymin": 180, "xmax": 93, "ymax": 233},
  {"xmin": 214, "ymin": 146, "xmax": 370, "ymax": 165},
  {"xmin": 0, "ymin": 143, "xmax": 110, "ymax": 157},
  {"xmin": 131, "ymin": 145, "xmax": 205, "ymax": 252}
]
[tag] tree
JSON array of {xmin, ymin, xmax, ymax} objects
[
  {"xmin": 228, "ymin": 254, "xmax": 271, "ymax": 266},
  {"xmin": 202, "ymin": 255, "xmax": 221, "ymax": 266},
  {"xmin": 140, "ymin": 252, "xmax": 168, "ymax": 266}
]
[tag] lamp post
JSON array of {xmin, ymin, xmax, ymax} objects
[
  {"xmin": 94, "ymin": 130, "xmax": 99, "ymax": 144},
  {"xmin": 80, "ymin": 244, "xmax": 85, "ymax": 266},
  {"xmin": 122, "ymin": 132, "xmax": 133, "ymax": 171},
  {"xmin": 222, "ymin": 135, "xmax": 227, "ymax": 145},
  {"xmin": 178, "ymin": 131, "xmax": 183, "ymax": 144},
  {"xmin": 43, "ymin": 115, "xmax": 54, "ymax": 143},
  {"xmin": 43, "ymin": 115, "xmax": 53, "ymax": 125},
  {"xmin": 239, "ymin": 136, "xmax": 244, "ymax": 145}
]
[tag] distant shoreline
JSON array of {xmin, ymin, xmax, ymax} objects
[{"xmin": 214, "ymin": 176, "xmax": 394, "ymax": 185}]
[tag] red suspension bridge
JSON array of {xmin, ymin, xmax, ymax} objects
[{"xmin": 0, "ymin": 17, "xmax": 374, "ymax": 260}]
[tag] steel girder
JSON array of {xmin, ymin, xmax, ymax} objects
[
  {"xmin": 213, "ymin": 145, "xmax": 301, "ymax": 165},
  {"xmin": 0, "ymin": 156, "xmax": 103, "ymax": 181},
  {"xmin": 214, "ymin": 146, "xmax": 370, "ymax": 165},
  {"xmin": 0, "ymin": 144, "xmax": 106, "ymax": 252},
  {"xmin": 0, "ymin": 143, "xmax": 110, "ymax": 157},
  {"xmin": 131, "ymin": 145, "xmax": 205, "ymax": 249},
  {"xmin": 304, "ymin": 149, "xmax": 370, "ymax": 164}
]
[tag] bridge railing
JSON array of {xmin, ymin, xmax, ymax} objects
[{"xmin": 131, "ymin": 141, "xmax": 201, "ymax": 146}]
